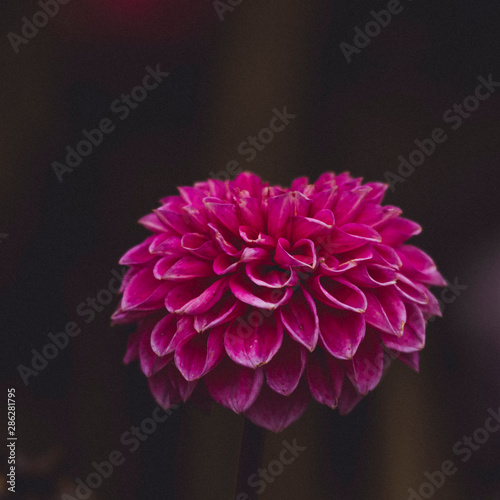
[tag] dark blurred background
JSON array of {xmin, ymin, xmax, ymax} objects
[{"xmin": 0, "ymin": 0, "xmax": 499, "ymax": 499}]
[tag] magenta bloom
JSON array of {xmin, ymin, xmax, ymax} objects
[{"xmin": 113, "ymin": 172, "xmax": 445, "ymax": 432}]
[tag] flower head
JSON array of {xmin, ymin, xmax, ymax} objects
[{"xmin": 113, "ymin": 171, "xmax": 445, "ymax": 432}]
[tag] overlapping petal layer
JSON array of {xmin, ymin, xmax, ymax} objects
[{"xmin": 114, "ymin": 171, "xmax": 444, "ymax": 432}]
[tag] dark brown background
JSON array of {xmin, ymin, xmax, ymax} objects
[{"xmin": 1, "ymin": 0, "xmax": 499, "ymax": 499}]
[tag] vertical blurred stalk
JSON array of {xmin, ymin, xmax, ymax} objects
[
  {"xmin": 195, "ymin": 0, "xmax": 326, "ymax": 184},
  {"xmin": 364, "ymin": 361, "xmax": 464, "ymax": 499}
]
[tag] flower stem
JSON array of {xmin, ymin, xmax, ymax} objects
[{"xmin": 234, "ymin": 419, "xmax": 266, "ymax": 499}]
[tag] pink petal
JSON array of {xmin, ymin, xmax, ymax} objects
[
  {"xmin": 159, "ymin": 256, "xmax": 214, "ymax": 281},
  {"xmin": 265, "ymin": 336, "xmax": 307, "ymax": 395},
  {"xmin": 363, "ymin": 286, "xmax": 407, "ymax": 336},
  {"xmin": 237, "ymin": 198, "xmax": 266, "ymax": 232},
  {"xmin": 369, "ymin": 243, "xmax": 403, "ymax": 269},
  {"xmin": 267, "ymin": 192, "xmax": 310, "ymax": 239},
  {"xmin": 398, "ymin": 245, "xmax": 438, "ymax": 272},
  {"xmin": 213, "ymin": 253, "xmax": 241, "ymax": 275},
  {"xmin": 181, "ymin": 233, "xmax": 219, "ymax": 259},
  {"xmin": 338, "ymin": 175, "xmax": 361, "ymax": 187},
  {"xmin": 182, "ymin": 206, "xmax": 210, "ymax": 234},
  {"xmin": 235, "ymin": 172, "xmax": 263, "ymax": 198},
  {"xmin": 337, "ymin": 378, "xmax": 364, "ymax": 415},
  {"xmin": 159, "ymin": 195, "xmax": 185, "ymax": 211},
  {"xmin": 290, "ymin": 190, "xmax": 312, "ymax": 216},
  {"xmin": 292, "ymin": 209, "xmax": 335, "ymax": 241},
  {"xmin": 318, "ymin": 255, "xmax": 351, "ymax": 276},
  {"xmin": 194, "ymin": 295, "xmax": 246, "ymax": 332},
  {"xmin": 214, "ymin": 247, "xmax": 270, "ymax": 276},
  {"xmin": 309, "ymin": 276, "xmax": 367, "ymax": 313},
  {"xmin": 336, "ymin": 246, "xmax": 374, "ymax": 265},
  {"xmin": 153, "ymin": 255, "xmax": 182, "ymax": 279},
  {"xmin": 380, "ymin": 303, "xmax": 425, "ymax": 352},
  {"xmin": 307, "ymin": 349, "xmax": 344, "ymax": 408},
  {"xmin": 333, "ymin": 185, "xmax": 372, "ymax": 225},
  {"xmin": 310, "ymin": 186, "xmax": 338, "ymax": 215},
  {"xmin": 119, "ymin": 236, "xmax": 156, "ymax": 265},
  {"xmin": 149, "ymin": 364, "xmax": 197, "ymax": 409},
  {"xmin": 175, "ymin": 324, "xmax": 226, "ymax": 381},
  {"xmin": 229, "ymin": 273, "xmax": 293, "ymax": 310},
  {"xmin": 279, "ymin": 288, "xmax": 319, "ymax": 351},
  {"xmin": 112, "ymin": 307, "xmax": 150, "ymax": 325},
  {"xmin": 345, "ymin": 264, "xmax": 397, "ymax": 287},
  {"xmin": 363, "ymin": 182, "xmax": 388, "ymax": 204},
  {"xmin": 204, "ymin": 198, "xmax": 242, "ymax": 235},
  {"xmin": 204, "ymin": 358, "xmax": 264, "ymax": 414},
  {"xmin": 419, "ymin": 287, "xmax": 442, "ymax": 318},
  {"xmin": 246, "ymin": 262, "xmax": 298, "ymax": 288},
  {"xmin": 148, "ymin": 370, "xmax": 181, "ymax": 409},
  {"xmin": 379, "ymin": 218, "xmax": 422, "ymax": 246},
  {"xmin": 397, "ymin": 351, "xmax": 420, "ymax": 372},
  {"xmin": 150, "ymin": 313, "xmax": 179, "ymax": 357},
  {"xmin": 149, "ymin": 235, "xmax": 184, "ymax": 256},
  {"xmin": 322, "ymin": 223, "xmax": 382, "ymax": 253},
  {"xmin": 239, "ymin": 225, "xmax": 275, "ymax": 248},
  {"xmin": 315, "ymin": 171, "xmax": 336, "ymax": 187},
  {"xmin": 267, "ymin": 193, "xmax": 293, "ymax": 240},
  {"xmin": 208, "ymin": 223, "xmax": 242, "ymax": 256},
  {"xmin": 206, "ymin": 178, "xmax": 227, "ymax": 199},
  {"xmin": 342, "ymin": 331, "xmax": 384, "ymax": 395},
  {"xmin": 122, "ymin": 268, "xmax": 174, "ymax": 311},
  {"xmin": 138, "ymin": 212, "xmax": 168, "ymax": 233},
  {"xmin": 224, "ymin": 313, "xmax": 283, "ymax": 369},
  {"xmin": 274, "ymin": 238, "xmax": 317, "ymax": 270},
  {"xmin": 245, "ymin": 380, "xmax": 310, "ymax": 432},
  {"xmin": 339, "ymin": 173, "xmax": 361, "ymax": 187},
  {"xmin": 177, "ymin": 186, "xmax": 206, "ymax": 206},
  {"xmin": 290, "ymin": 176, "xmax": 309, "ymax": 191},
  {"xmin": 265, "ymin": 185, "xmax": 287, "ymax": 198},
  {"xmin": 397, "ymin": 245, "xmax": 447, "ymax": 286},
  {"xmin": 154, "ymin": 207, "xmax": 191, "ymax": 235},
  {"xmin": 139, "ymin": 321, "xmax": 173, "ymax": 377},
  {"xmin": 166, "ymin": 316, "xmax": 199, "ymax": 351},
  {"xmin": 318, "ymin": 247, "xmax": 372, "ymax": 276},
  {"xmin": 165, "ymin": 277, "xmax": 229, "ymax": 315},
  {"xmin": 394, "ymin": 273, "xmax": 430, "ymax": 304},
  {"xmin": 318, "ymin": 306, "xmax": 366, "ymax": 359},
  {"xmin": 123, "ymin": 329, "xmax": 141, "ymax": 364},
  {"xmin": 120, "ymin": 267, "xmax": 139, "ymax": 293},
  {"xmin": 355, "ymin": 203, "xmax": 402, "ymax": 228},
  {"xmin": 240, "ymin": 247, "xmax": 271, "ymax": 263}
]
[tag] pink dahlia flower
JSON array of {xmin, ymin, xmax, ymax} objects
[{"xmin": 113, "ymin": 171, "xmax": 445, "ymax": 432}]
